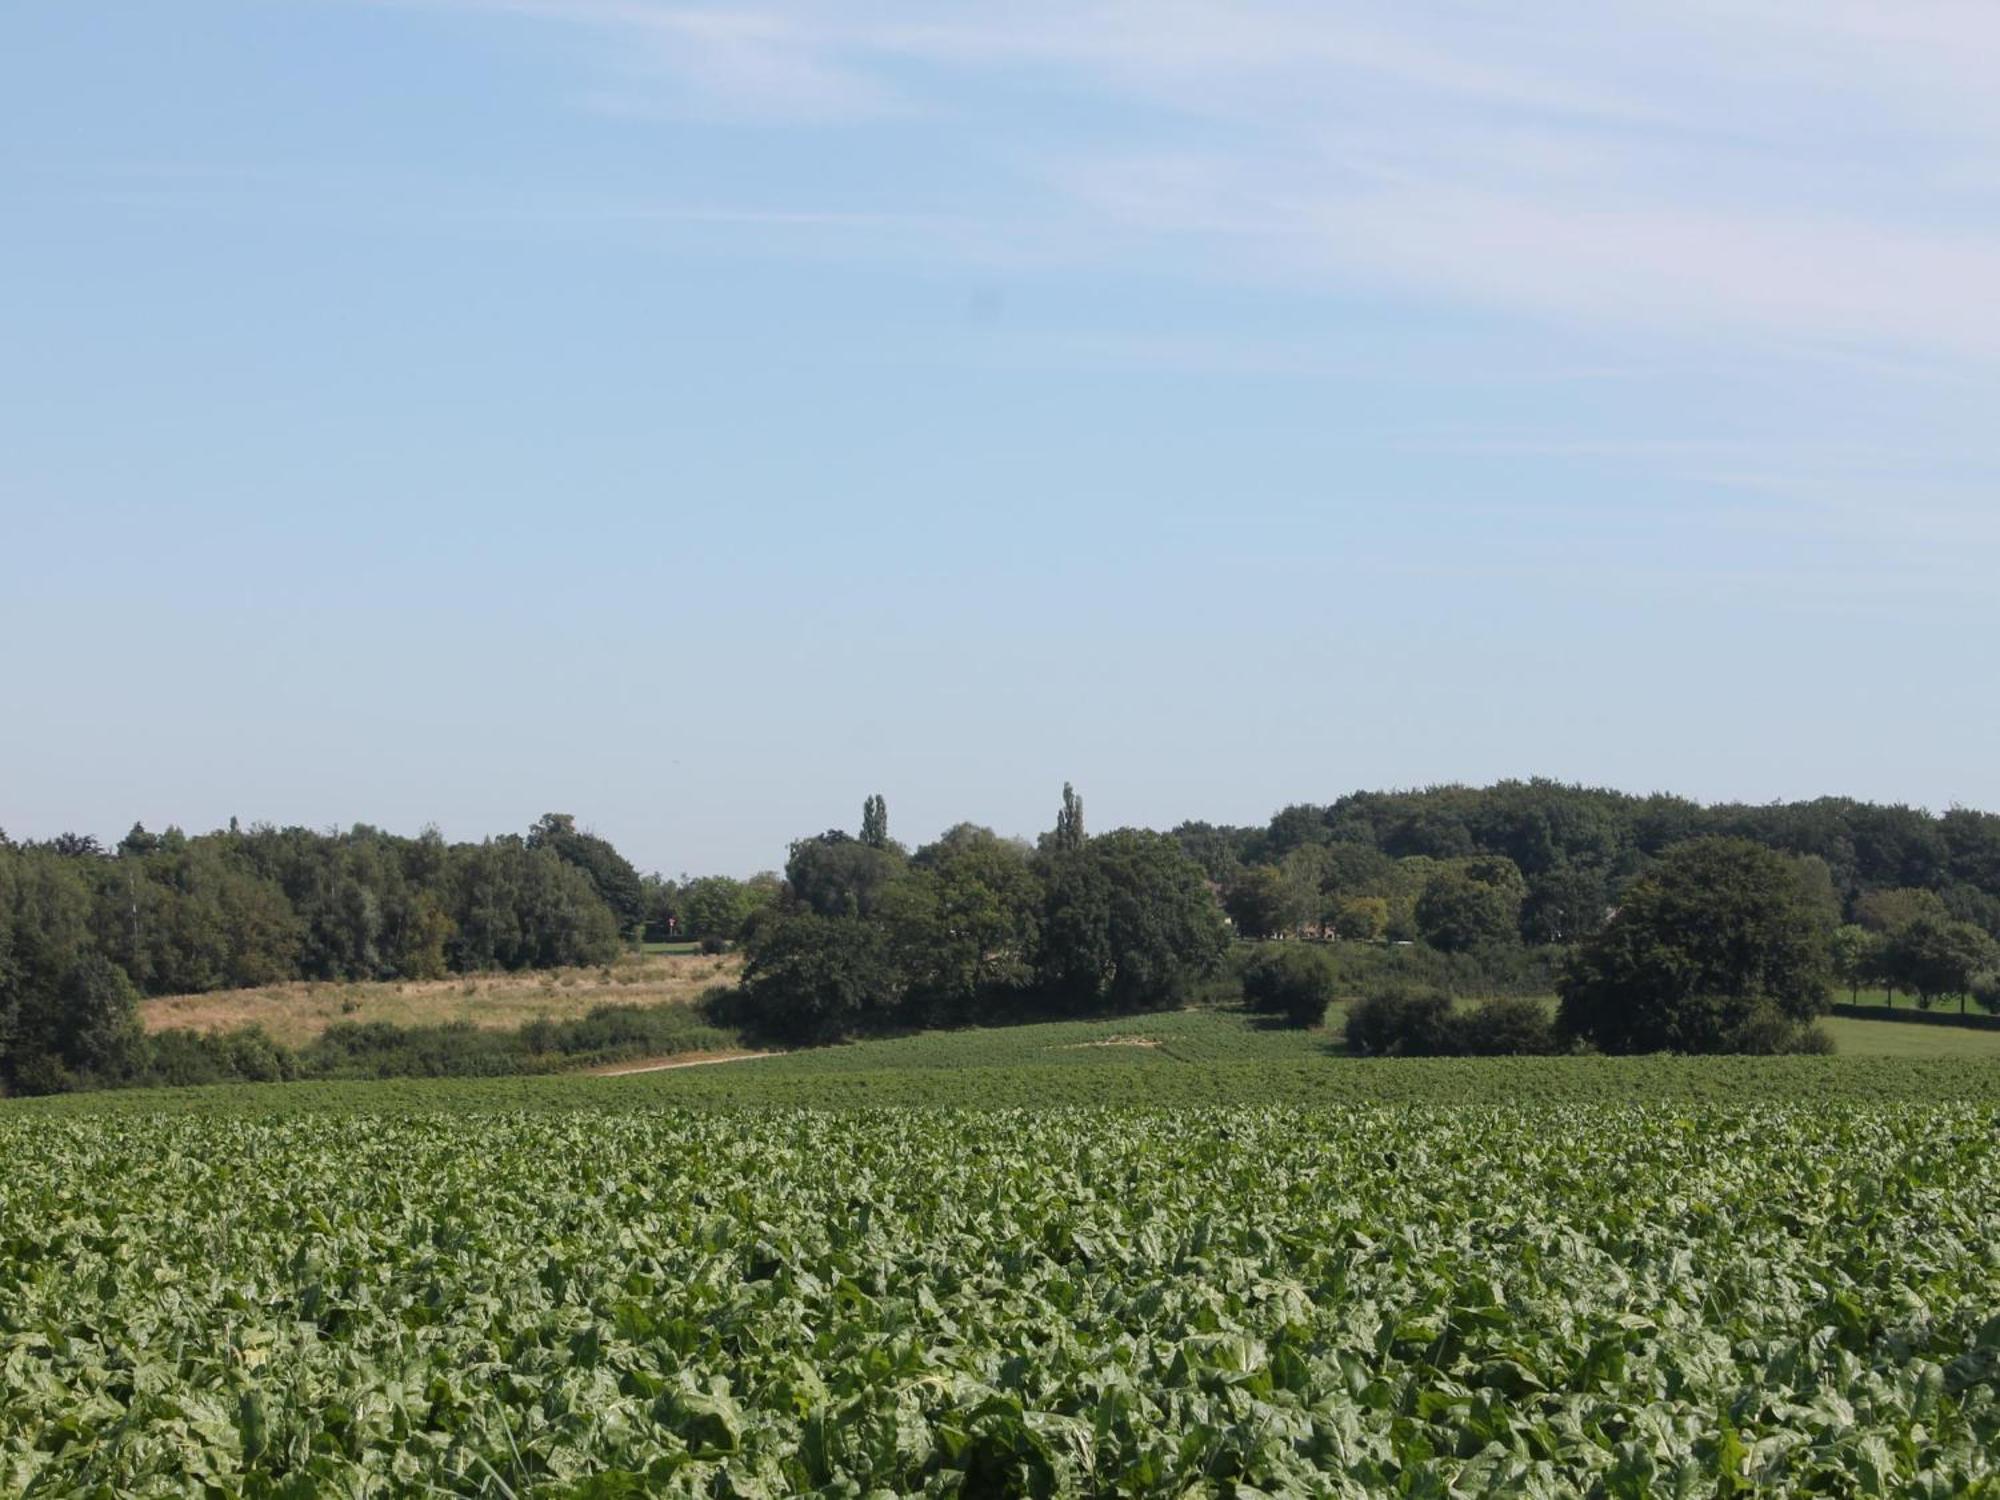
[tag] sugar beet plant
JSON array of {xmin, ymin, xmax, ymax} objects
[{"xmin": 3, "ymin": 1104, "xmax": 1998, "ymax": 1496}]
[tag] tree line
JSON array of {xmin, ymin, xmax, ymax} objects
[
  {"xmin": 1187, "ymin": 780, "xmax": 2000, "ymax": 1011},
  {"xmin": 1280, "ymin": 836, "xmax": 1905, "ymax": 1058},
  {"xmin": 11, "ymin": 777, "xmax": 2000, "ymax": 1092},
  {"xmin": 0, "ymin": 814, "xmax": 638, "ymax": 1092},
  {"xmin": 724, "ymin": 783, "xmax": 1231, "ymax": 1043}
]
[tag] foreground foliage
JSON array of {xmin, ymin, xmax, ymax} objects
[{"xmin": 4, "ymin": 1101, "xmax": 1996, "ymax": 1496}]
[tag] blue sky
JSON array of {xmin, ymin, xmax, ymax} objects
[{"xmin": 4, "ymin": 1, "xmax": 1998, "ymax": 874}]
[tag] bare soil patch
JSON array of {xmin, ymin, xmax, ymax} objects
[{"xmin": 590, "ymin": 1050, "xmax": 782, "ymax": 1077}]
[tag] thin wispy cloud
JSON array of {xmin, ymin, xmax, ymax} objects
[{"xmin": 373, "ymin": 0, "xmax": 2000, "ymax": 364}]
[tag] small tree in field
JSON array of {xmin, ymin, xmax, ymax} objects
[{"xmin": 1829, "ymin": 924, "xmax": 1880, "ymax": 1005}]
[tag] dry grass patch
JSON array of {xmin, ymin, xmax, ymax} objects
[
  {"xmin": 1057, "ymin": 1035, "xmax": 1162, "ymax": 1050},
  {"xmin": 140, "ymin": 952, "xmax": 742, "ymax": 1049}
]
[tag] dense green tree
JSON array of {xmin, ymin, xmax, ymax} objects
[
  {"xmin": 736, "ymin": 912, "xmax": 900, "ymax": 1042},
  {"xmin": 387, "ymin": 891, "xmax": 454, "ymax": 980},
  {"xmin": 1940, "ymin": 882, "xmax": 2000, "ymax": 940},
  {"xmin": 1854, "ymin": 886, "xmax": 1949, "ymax": 934},
  {"xmin": 96, "ymin": 841, "xmax": 302, "ymax": 993},
  {"xmin": 1331, "ymin": 895, "xmax": 1389, "ymax": 941},
  {"xmin": 1631, "ymin": 792, "xmax": 1704, "ymax": 855},
  {"xmin": 1941, "ymin": 806, "xmax": 2000, "ymax": 893},
  {"xmin": 1221, "ymin": 866, "xmax": 1289, "ymax": 940},
  {"xmin": 445, "ymin": 839, "xmax": 620, "ymax": 972},
  {"xmin": 0, "ymin": 854, "xmax": 144, "ymax": 1092},
  {"xmin": 528, "ymin": 813, "xmax": 648, "ymax": 937},
  {"xmin": 1880, "ymin": 916, "xmax": 1999, "ymax": 1012},
  {"xmin": 1262, "ymin": 804, "xmax": 1331, "ymax": 858},
  {"xmin": 1466, "ymin": 779, "xmax": 1622, "ymax": 876},
  {"xmin": 903, "ymin": 825, "xmax": 1040, "ymax": 1012},
  {"xmin": 1277, "ymin": 845, "xmax": 1336, "ymax": 935},
  {"xmin": 1829, "ymin": 923, "xmax": 1881, "ymax": 1005},
  {"xmin": 1521, "ymin": 862, "xmax": 1610, "ymax": 945},
  {"xmin": 677, "ymin": 875, "xmax": 767, "ymax": 945},
  {"xmin": 1317, "ymin": 842, "xmax": 1398, "ymax": 900},
  {"xmin": 1037, "ymin": 830, "xmax": 1227, "ymax": 1012},
  {"xmin": 1170, "ymin": 821, "xmax": 1255, "ymax": 882},
  {"xmin": 52, "ymin": 954, "xmax": 144, "ymax": 1083},
  {"xmin": 1382, "ymin": 801, "xmax": 1478, "ymax": 861},
  {"xmin": 1557, "ymin": 838, "xmax": 1832, "ymax": 1054},
  {"xmin": 1789, "ymin": 855, "xmax": 1845, "ymax": 934},
  {"xmin": 1847, "ymin": 804, "xmax": 1949, "ymax": 892},
  {"xmin": 785, "ymin": 831, "xmax": 904, "ymax": 919},
  {"xmin": 1414, "ymin": 861, "xmax": 1524, "ymax": 953}
]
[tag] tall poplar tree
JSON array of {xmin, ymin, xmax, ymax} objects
[{"xmin": 1054, "ymin": 783, "xmax": 1085, "ymax": 853}]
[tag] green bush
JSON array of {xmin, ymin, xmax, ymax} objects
[
  {"xmin": 1241, "ymin": 947, "xmax": 1337, "ymax": 1027},
  {"xmin": 1256, "ymin": 940, "xmax": 1558, "ymax": 1001},
  {"xmin": 1720, "ymin": 1002, "xmax": 1835, "ymax": 1055},
  {"xmin": 1453, "ymin": 996, "xmax": 1562, "ymax": 1056},
  {"xmin": 128, "ymin": 1002, "xmax": 738, "ymax": 1089},
  {"xmin": 1346, "ymin": 988, "xmax": 1565, "ymax": 1057},
  {"xmin": 1972, "ymin": 971, "xmax": 2000, "ymax": 1015},
  {"xmin": 143, "ymin": 1027, "xmax": 295, "ymax": 1087},
  {"xmin": 1344, "ymin": 985, "xmax": 1457, "ymax": 1056}
]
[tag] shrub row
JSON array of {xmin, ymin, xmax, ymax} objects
[
  {"xmin": 1343, "ymin": 986, "xmax": 1563, "ymax": 1057},
  {"xmin": 117, "ymin": 999, "xmax": 736, "ymax": 1091},
  {"xmin": 1344, "ymin": 984, "xmax": 1833, "ymax": 1058},
  {"xmin": 1829, "ymin": 1001, "xmax": 2000, "ymax": 1031}
]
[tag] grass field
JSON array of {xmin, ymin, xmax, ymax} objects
[
  {"xmin": 1821, "ymin": 1010, "xmax": 2000, "ymax": 1058},
  {"xmin": 137, "ymin": 951, "xmax": 739, "ymax": 1048},
  {"xmin": 133, "ymin": 961, "xmax": 2000, "ymax": 1064}
]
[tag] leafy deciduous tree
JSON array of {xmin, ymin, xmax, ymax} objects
[{"xmin": 1557, "ymin": 838, "xmax": 1832, "ymax": 1054}]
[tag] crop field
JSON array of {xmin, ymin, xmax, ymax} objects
[{"xmin": 4, "ymin": 1099, "xmax": 1997, "ymax": 1496}]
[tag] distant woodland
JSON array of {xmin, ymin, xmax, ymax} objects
[{"xmin": 7, "ymin": 780, "xmax": 2000, "ymax": 1092}]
